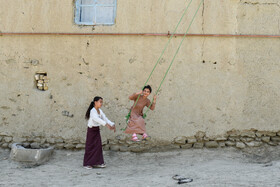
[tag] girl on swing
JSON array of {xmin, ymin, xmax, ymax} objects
[{"xmin": 124, "ymin": 85, "xmax": 157, "ymax": 141}]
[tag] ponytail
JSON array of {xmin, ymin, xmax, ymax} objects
[{"xmin": 85, "ymin": 96, "xmax": 103, "ymax": 120}]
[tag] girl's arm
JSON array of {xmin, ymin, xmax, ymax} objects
[
  {"xmin": 90, "ymin": 109, "xmax": 107, "ymax": 126},
  {"xmin": 129, "ymin": 91, "xmax": 142, "ymax": 100},
  {"xmin": 147, "ymin": 95, "xmax": 157, "ymax": 110},
  {"xmin": 100, "ymin": 110, "xmax": 115, "ymax": 126},
  {"xmin": 101, "ymin": 110, "xmax": 116, "ymax": 132}
]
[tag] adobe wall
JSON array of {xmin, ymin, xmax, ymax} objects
[{"xmin": 0, "ymin": 0, "xmax": 279, "ymax": 150}]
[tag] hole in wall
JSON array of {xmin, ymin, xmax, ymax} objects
[{"xmin": 34, "ymin": 71, "xmax": 49, "ymax": 91}]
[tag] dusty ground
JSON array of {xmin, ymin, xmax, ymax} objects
[{"xmin": 1, "ymin": 146, "xmax": 280, "ymax": 187}]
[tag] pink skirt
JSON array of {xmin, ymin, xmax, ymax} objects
[{"xmin": 124, "ymin": 113, "xmax": 146, "ymax": 134}]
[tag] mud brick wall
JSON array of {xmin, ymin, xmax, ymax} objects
[{"xmin": 0, "ymin": 0, "xmax": 279, "ymax": 146}]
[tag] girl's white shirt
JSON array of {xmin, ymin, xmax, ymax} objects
[{"xmin": 87, "ymin": 108, "xmax": 115, "ymax": 128}]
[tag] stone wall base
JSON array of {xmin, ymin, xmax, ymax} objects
[{"xmin": 1, "ymin": 129, "xmax": 279, "ymax": 152}]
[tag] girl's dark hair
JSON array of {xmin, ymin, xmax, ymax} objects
[
  {"xmin": 85, "ymin": 96, "xmax": 103, "ymax": 120},
  {"xmin": 143, "ymin": 85, "xmax": 152, "ymax": 93}
]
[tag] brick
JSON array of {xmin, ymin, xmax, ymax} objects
[
  {"xmin": 193, "ymin": 142, "xmax": 204, "ymax": 149},
  {"xmin": 76, "ymin": 144, "xmax": 85, "ymax": 149},
  {"xmin": 64, "ymin": 144, "xmax": 75, "ymax": 149},
  {"xmin": 119, "ymin": 146, "xmax": 129, "ymax": 152},
  {"xmin": 271, "ymin": 137, "xmax": 280, "ymax": 142},
  {"xmin": 225, "ymin": 141, "xmax": 236, "ymax": 146},
  {"xmin": 180, "ymin": 144, "xmax": 193, "ymax": 149},
  {"xmin": 187, "ymin": 137, "xmax": 197, "ymax": 144},
  {"xmin": 241, "ymin": 131, "xmax": 256, "ymax": 138},
  {"xmin": 174, "ymin": 136, "xmax": 187, "ymax": 145},
  {"xmin": 4, "ymin": 137, "xmax": 12, "ymax": 143},
  {"xmin": 261, "ymin": 136, "xmax": 270, "ymax": 143},
  {"xmin": 236, "ymin": 142, "xmax": 246, "ymax": 149},
  {"xmin": 205, "ymin": 141, "xmax": 219, "ymax": 148},
  {"xmin": 245, "ymin": 141, "xmax": 262, "ymax": 147},
  {"xmin": 110, "ymin": 145, "xmax": 120, "ymax": 151}
]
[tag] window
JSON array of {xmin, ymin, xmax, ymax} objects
[{"xmin": 75, "ymin": 0, "xmax": 117, "ymax": 25}]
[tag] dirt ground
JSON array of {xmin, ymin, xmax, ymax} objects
[{"xmin": 1, "ymin": 145, "xmax": 280, "ymax": 187}]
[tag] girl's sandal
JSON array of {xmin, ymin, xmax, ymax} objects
[
  {"xmin": 93, "ymin": 164, "xmax": 106, "ymax": 168},
  {"xmin": 142, "ymin": 134, "xmax": 151, "ymax": 140},
  {"xmin": 131, "ymin": 136, "xmax": 140, "ymax": 142}
]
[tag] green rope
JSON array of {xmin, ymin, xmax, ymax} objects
[
  {"xmin": 143, "ymin": 0, "xmax": 204, "ymax": 119},
  {"xmin": 143, "ymin": 0, "xmax": 194, "ymax": 87},
  {"xmin": 124, "ymin": 0, "xmax": 194, "ymax": 126}
]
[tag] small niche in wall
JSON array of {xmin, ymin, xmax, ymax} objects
[{"xmin": 35, "ymin": 71, "xmax": 49, "ymax": 91}]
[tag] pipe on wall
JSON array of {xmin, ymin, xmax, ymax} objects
[{"xmin": 1, "ymin": 32, "xmax": 280, "ymax": 38}]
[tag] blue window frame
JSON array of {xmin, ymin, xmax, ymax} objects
[{"xmin": 75, "ymin": 0, "xmax": 117, "ymax": 25}]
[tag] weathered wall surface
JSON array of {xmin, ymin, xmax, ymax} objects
[{"xmin": 0, "ymin": 0, "xmax": 279, "ymax": 149}]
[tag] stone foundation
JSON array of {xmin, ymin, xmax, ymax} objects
[
  {"xmin": 173, "ymin": 129, "xmax": 280, "ymax": 150},
  {"xmin": 1, "ymin": 129, "xmax": 279, "ymax": 152}
]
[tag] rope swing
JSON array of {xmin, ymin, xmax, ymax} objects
[{"xmin": 125, "ymin": 0, "xmax": 205, "ymax": 124}]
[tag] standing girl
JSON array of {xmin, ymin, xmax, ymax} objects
[
  {"xmin": 83, "ymin": 96, "xmax": 115, "ymax": 169},
  {"xmin": 124, "ymin": 85, "xmax": 156, "ymax": 141}
]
